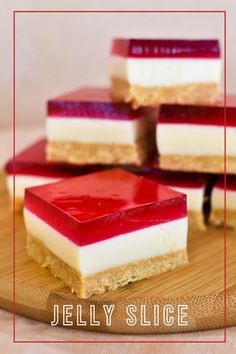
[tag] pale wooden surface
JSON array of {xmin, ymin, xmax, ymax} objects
[{"xmin": 0, "ymin": 170, "xmax": 236, "ymax": 334}]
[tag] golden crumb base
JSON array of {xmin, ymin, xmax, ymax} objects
[
  {"xmin": 46, "ymin": 137, "xmax": 155, "ymax": 166},
  {"xmin": 111, "ymin": 78, "xmax": 220, "ymax": 108},
  {"xmin": 188, "ymin": 211, "xmax": 206, "ymax": 231},
  {"xmin": 27, "ymin": 234, "xmax": 188, "ymax": 299},
  {"xmin": 210, "ymin": 209, "xmax": 236, "ymax": 229},
  {"xmin": 159, "ymin": 155, "xmax": 236, "ymax": 174}
]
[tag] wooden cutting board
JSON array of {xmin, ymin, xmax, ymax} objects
[{"xmin": 0, "ymin": 172, "xmax": 235, "ymax": 334}]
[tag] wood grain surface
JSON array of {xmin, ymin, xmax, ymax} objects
[{"xmin": 0, "ymin": 172, "xmax": 235, "ymax": 334}]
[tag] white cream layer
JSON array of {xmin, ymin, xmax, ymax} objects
[
  {"xmin": 110, "ymin": 55, "xmax": 222, "ymax": 87},
  {"xmin": 7, "ymin": 175, "xmax": 61, "ymax": 199},
  {"xmin": 168, "ymin": 186, "xmax": 204, "ymax": 212},
  {"xmin": 157, "ymin": 124, "xmax": 236, "ymax": 156},
  {"xmin": 24, "ymin": 208, "xmax": 188, "ymax": 276},
  {"xmin": 211, "ymin": 187, "xmax": 236, "ymax": 210},
  {"xmin": 46, "ymin": 117, "xmax": 151, "ymax": 144}
]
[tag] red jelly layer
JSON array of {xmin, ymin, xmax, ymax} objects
[
  {"xmin": 158, "ymin": 104, "xmax": 236, "ymax": 127},
  {"xmin": 25, "ymin": 169, "xmax": 187, "ymax": 247},
  {"xmin": 215, "ymin": 175, "xmax": 236, "ymax": 191},
  {"xmin": 48, "ymin": 87, "xmax": 155, "ymax": 120},
  {"xmin": 5, "ymin": 139, "xmax": 101, "ymax": 177},
  {"xmin": 112, "ymin": 39, "xmax": 220, "ymax": 59},
  {"xmin": 135, "ymin": 168, "xmax": 208, "ymax": 189}
]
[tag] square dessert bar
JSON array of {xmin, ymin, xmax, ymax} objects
[
  {"xmin": 4, "ymin": 139, "xmax": 98, "ymax": 211},
  {"xmin": 46, "ymin": 88, "xmax": 156, "ymax": 166},
  {"xmin": 210, "ymin": 175, "xmax": 236, "ymax": 229},
  {"xmin": 24, "ymin": 169, "xmax": 188, "ymax": 298},
  {"xmin": 110, "ymin": 38, "xmax": 221, "ymax": 108},
  {"xmin": 157, "ymin": 104, "xmax": 236, "ymax": 174},
  {"xmin": 138, "ymin": 168, "xmax": 209, "ymax": 230}
]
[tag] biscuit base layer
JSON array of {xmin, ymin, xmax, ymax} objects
[
  {"xmin": 27, "ymin": 233, "xmax": 188, "ymax": 299},
  {"xmin": 188, "ymin": 211, "xmax": 206, "ymax": 231},
  {"xmin": 47, "ymin": 137, "xmax": 155, "ymax": 166},
  {"xmin": 159, "ymin": 155, "xmax": 236, "ymax": 174},
  {"xmin": 210, "ymin": 209, "xmax": 236, "ymax": 229},
  {"xmin": 111, "ymin": 78, "xmax": 220, "ymax": 108}
]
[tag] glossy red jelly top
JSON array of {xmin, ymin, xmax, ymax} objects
[
  {"xmin": 136, "ymin": 168, "xmax": 208, "ymax": 189},
  {"xmin": 25, "ymin": 168, "xmax": 187, "ymax": 247},
  {"xmin": 5, "ymin": 139, "xmax": 100, "ymax": 177},
  {"xmin": 215, "ymin": 175, "xmax": 236, "ymax": 191},
  {"xmin": 158, "ymin": 104, "xmax": 236, "ymax": 127},
  {"xmin": 48, "ymin": 87, "xmax": 154, "ymax": 120},
  {"xmin": 112, "ymin": 38, "xmax": 220, "ymax": 59}
]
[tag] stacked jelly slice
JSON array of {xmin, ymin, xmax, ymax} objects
[
  {"xmin": 4, "ymin": 139, "xmax": 102, "ymax": 211},
  {"xmin": 154, "ymin": 96, "xmax": 236, "ymax": 229},
  {"xmin": 24, "ymin": 168, "xmax": 188, "ymax": 298},
  {"xmin": 110, "ymin": 38, "xmax": 221, "ymax": 108},
  {"xmin": 46, "ymin": 87, "xmax": 157, "ymax": 166},
  {"xmin": 156, "ymin": 103, "xmax": 236, "ymax": 174}
]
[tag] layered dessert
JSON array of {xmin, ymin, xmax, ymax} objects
[
  {"xmin": 157, "ymin": 104, "xmax": 236, "ymax": 174},
  {"xmin": 5, "ymin": 139, "xmax": 95, "ymax": 211},
  {"xmin": 110, "ymin": 38, "xmax": 221, "ymax": 108},
  {"xmin": 46, "ymin": 88, "xmax": 156, "ymax": 166},
  {"xmin": 210, "ymin": 175, "xmax": 236, "ymax": 229},
  {"xmin": 24, "ymin": 168, "xmax": 188, "ymax": 298},
  {"xmin": 138, "ymin": 168, "xmax": 209, "ymax": 230}
]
